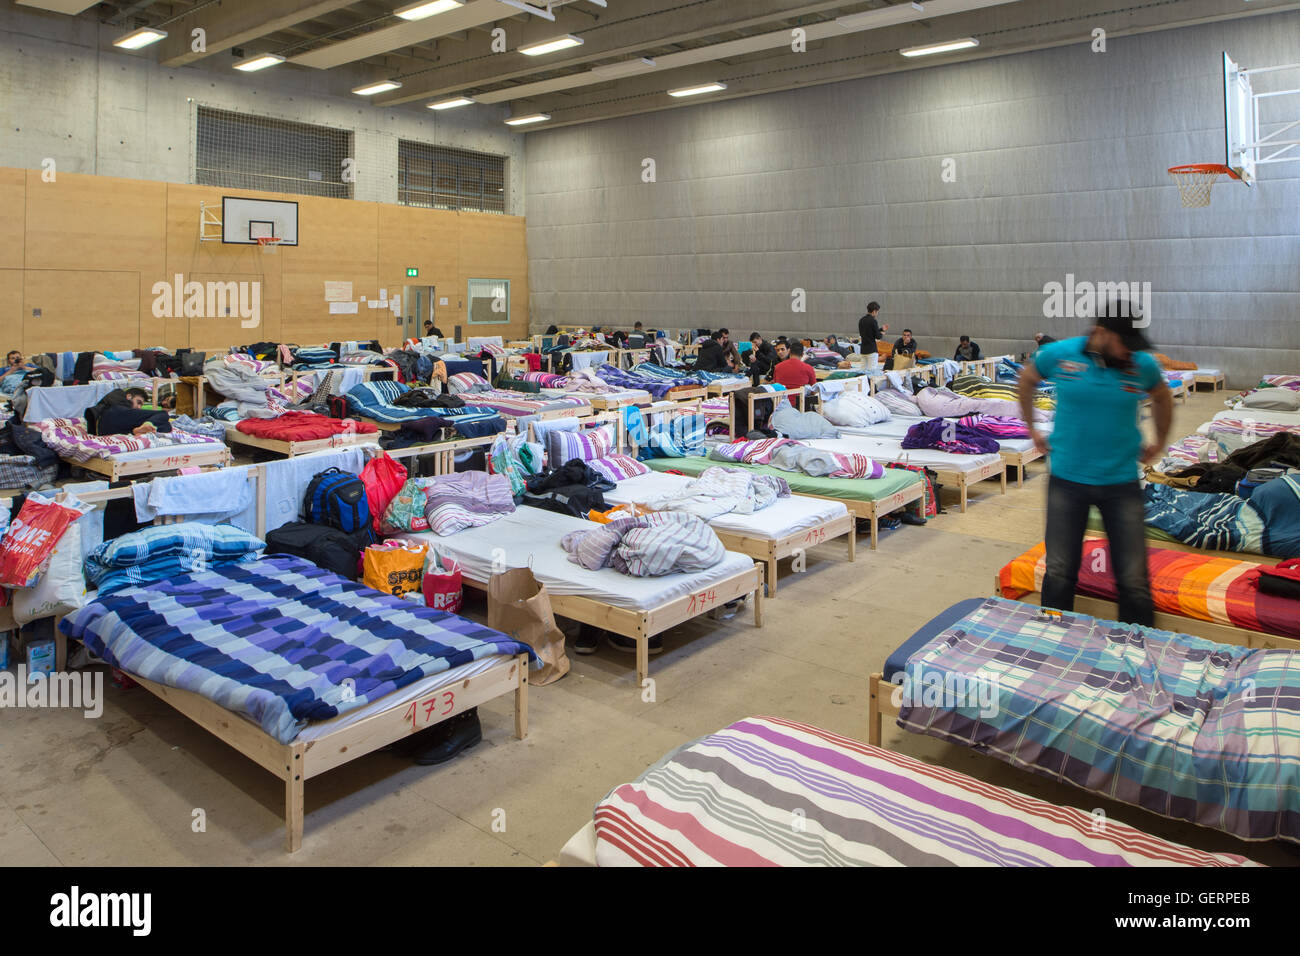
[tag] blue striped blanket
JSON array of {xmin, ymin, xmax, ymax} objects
[
  {"xmin": 895, "ymin": 597, "xmax": 1300, "ymax": 842},
  {"xmin": 1143, "ymin": 483, "xmax": 1270, "ymax": 554},
  {"xmin": 60, "ymin": 556, "xmax": 537, "ymax": 743},
  {"xmin": 345, "ymin": 380, "xmax": 444, "ymax": 423}
]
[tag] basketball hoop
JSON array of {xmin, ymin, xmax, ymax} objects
[
  {"xmin": 1167, "ymin": 164, "xmax": 1239, "ymax": 208},
  {"xmin": 256, "ymin": 237, "xmax": 283, "ymax": 254}
]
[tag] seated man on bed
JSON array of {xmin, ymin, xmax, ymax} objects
[{"xmin": 88, "ymin": 387, "xmax": 172, "ymax": 437}]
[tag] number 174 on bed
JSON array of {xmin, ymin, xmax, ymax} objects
[
  {"xmin": 404, "ymin": 691, "xmax": 455, "ymax": 730},
  {"xmin": 688, "ymin": 589, "xmax": 717, "ymax": 612}
]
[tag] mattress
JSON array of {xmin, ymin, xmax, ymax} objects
[
  {"xmin": 802, "ymin": 437, "xmax": 1002, "ymax": 476},
  {"xmin": 589, "ymin": 715, "xmax": 1257, "ymax": 866},
  {"xmin": 839, "ymin": 417, "xmax": 1040, "ymax": 454},
  {"xmin": 644, "ymin": 456, "xmax": 921, "ymax": 504},
  {"xmin": 1214, "ymin": 408, "xmax": 1300, "ymax": 428},
  {"xmin": 398, "ymin": 508, "xmax": 755, "ymax": 612},
  {"xmin": 604, "ymin": 471, "xmax": 847, "ymax": 539},
  {"xmin": 91, "ymin": 443, "xmax": 225, "ymax": 463}
]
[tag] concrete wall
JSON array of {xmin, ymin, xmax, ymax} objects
[
  {"xmin": 526, "ymin": 12, "xmax": 1300, "ymax": 386},
  {"xmin": 0, "ymin": 5, "xmax": 526, "ymax": 214}
]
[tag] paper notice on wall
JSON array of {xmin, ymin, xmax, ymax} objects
[
  {"xmin": 324, "ymin": 281, "xmax": 353, "ymax": 302},
  {"xmin": 379, "ymin": 289, "xmax": 387, "ymax": 301},
  {"xmin": 390, "ymin": 295, "xmax": 401, "ymax": 315},
  {"xmin": 329, "ymin": 302, "xmax": 359, "ymax": 314},
  {"xmin": 439, "ymin": 297, "xmax": 448, "ymax": 306},
  {"xmin": 367, "ymin": 300, "xmax": 382, "ymax": 309}
]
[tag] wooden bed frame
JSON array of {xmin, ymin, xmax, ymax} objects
[
  {"xmin": 70, "ymin": 443, "xmax": 233, "ymax": 481},
  {"xmin": 1000, "ymin": 444, "xmax": 1044, "ymax": 489},
  {"xmin": 223, "ymin": 426, "xmax": 377, "ymax": 459},
  {"xmin": 712, "ymin": 514, "xmax": 855, "ymax": 597},
  {"xmin": 932, "ymin": 457, "xmax": 1007, "ymax": 512},
  {"xmin": 727, "ymin": 388, "xmax": 806, "ymax": 440},
  {"xmin": 1193, "ymin": 369, "xmax": 1227, "ymax": 392}
]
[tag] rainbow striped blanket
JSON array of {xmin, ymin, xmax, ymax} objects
[{"xmin": 592, "ymin": 716, "xmax": 1257, "ymax": 865}]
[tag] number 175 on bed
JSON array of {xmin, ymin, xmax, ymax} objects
[{"xmin": 404, "ymin": 691, "xmax": 455, "ymax": 730}]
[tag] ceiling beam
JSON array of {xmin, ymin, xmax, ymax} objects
[{"xmin": 157, "ymin": 0, "xmax": 361, "ymax": 66}]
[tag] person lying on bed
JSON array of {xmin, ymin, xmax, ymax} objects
[{"xmin": 88, "ymin": 387, "xmax": 172, "ymax": 437}]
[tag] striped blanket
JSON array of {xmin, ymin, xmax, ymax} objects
[
  {"xmin": 644, "ymin": 413, "xmax": 705, "ymax": 458},
  {"xmin": 595, "ymin": 363, "xmax": 704, "ymax": 399},
  {"xmin": 422, "ymin": 471, "xmax": 516, "ymax": 536},
  {"xmin": 593, "ymin": 716, "xmax": 1257, "ymax": 865},
  {"xmin": 949, "ymin": 374, "xmax": 1055, "ymax": 411},
  {"xmin": 59, "ymin": 556, "xmax": 536, "ymax": 744},
  {"xmin": 38, "ymin": 417, "xmax": 220, "ymax": 462},
  {"xmin": 560, "ymin": 511, "xmax": 725, "ymax": 576},
  {"xmin": 345, "ymin": 380, "xmax": 444, "ymax": 423},
  {"xmin": 711, "ymin": 438, "xmax": 883, "ymax": 479},
  {"xmin": 466, "ymin": 389, "xmax": 590, "ymax": 418},
  {"xmin": 1142, "ymin": 482, "xmax": 1300, "ymax": 555},
  {"xmin": 957, "ymin": 414, "xmax": 1030, "ymax": 438},
  {"xmin": 999, "ymin": 540, "xmax": 1300, "ymax": 639},
  {"xmin": 895, "ymin": 597, "xmax": 1300, "ymax": 842}
]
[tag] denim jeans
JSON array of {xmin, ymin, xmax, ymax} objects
[{"xmin": 1041, "ymin": 475, "xmax": 1154, "ymax": 627}]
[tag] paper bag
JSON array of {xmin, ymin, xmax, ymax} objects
[
  {"xmin": 892, "ymin": 354, "xmax": 914, "ymax": 371},
  {"xmin": 487, "ymin": 566, "xmax": 569, "ymax": 686}
]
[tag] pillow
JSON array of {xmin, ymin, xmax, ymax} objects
[
  {"xmin": 447, "ymin": 372, "xmax": 491, "ymax": 395},
  {"xmin": 586, "ymin": 454, "xmax": 650, "ymax": 482},
  {"xmin": 546, "ymin": 424, "xmax": 615, "ymax": 464},
  {"xmin": 875, "ymin": 388, "xmax": 922, "ymax": 416},
  {"xmin": 823, "ymin": 392, "xmax": 891, "ymax": 427},
  {"xmin": 85, "ymin": 522, "xmax": 265, "ymax": 594},
  {"xmin": 1241, "ymin": 389, "xmax": 1300, "ymax": 411}
]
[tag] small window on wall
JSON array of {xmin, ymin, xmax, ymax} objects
[{"xmin": 468, "ymin": 279, "xmax": 509, "ymax": 324}]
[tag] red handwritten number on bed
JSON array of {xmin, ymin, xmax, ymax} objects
[
  {"xmin": 404, "ymin": 691, "xmax": 457, "ymax": 730},
  {"xmin": 688, "ymin": 589, "xmax": 717, "ymax": 613},
  {"xmin": 804, "ymin": 528, "xmax": 826, "ymax": 544}
]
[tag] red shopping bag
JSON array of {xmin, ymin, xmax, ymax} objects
[
  {"xmin": 423, "ymin": 554, "xmax": 463, "ymax": 614},
  {"xmin": 360, "ymin": 452, "xmax": 408, "ymax": 533},
  {"xmin": 0, "ymin": 492, "xmax": 93, "ymax": 588}
]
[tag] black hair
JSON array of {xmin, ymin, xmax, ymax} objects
[
  {"xmin": 750, "ymin": 332, "xmax": 762, "ymax": 342},
  {"xmin": 826, "ymin": 334, "xmax": 837, "ymax": 342},
  {"xmin": 634, "ymin": 321, "xmax": 643, "ymax": 329},
  {"xmin": 867, "ymin": 302, "xmax": 880, "ymax": 313},
  {"xmin": 545, "ymin": 325, "xmax": 559, "ymax": 335},
  {"xmin": 959, "ymin": 335, "xmax": 970, "ymax": 343},
  {"xmin": 711, "ymin": 330, "xmax": 725, "ymax": 341},
  {"xmin": 902, "ymin": 329, "xmax": 913, "ymax": 335},
  {"xmin": 789, "ymin": 342, "xmax": 805, "ymax": 357},
  {"xmin": 124, "ymin": 387, "xmax": 149, "ymax": 400},
  {"xmin": 718, "ymin": 327, "xmax": 730, "ymax": 335}
]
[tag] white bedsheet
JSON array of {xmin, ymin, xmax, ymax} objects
[
  {"xmin": 398, "ymin": 509, "xmax": 754, "ymax": 612},
  {"xmin": 1213, "ymin": 407, "xmax": 1300, "ymax": 428},
  {"xmin": 94, "ymin": 442, "xmax": 225, "ymax": 463},
  {"xmin": 802, "ymin": 436, "xmax": 1001, "ymax": 476},
  {"xmin": 604, "ymin": 471, "xmax": 846, "ymax": 539}
]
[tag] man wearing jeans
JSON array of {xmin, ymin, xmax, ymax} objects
[{"xmin": 1018, "ymin": 303, "xmax": 1171, "ymax": 626}]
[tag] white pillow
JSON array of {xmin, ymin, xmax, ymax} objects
[{"xmin": 823, "ymin": 392, "xmax": 891, "ymax": 427}]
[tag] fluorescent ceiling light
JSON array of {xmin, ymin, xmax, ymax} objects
[
  {"xmin": 668, "ymin": 82, "xmax": 727, "ymax": 98},
  {"xmin": 234, "ymin": 53, "xmax": 285, "ymax": 71},
  {"xmin": 837, "ymin": 2, "xmax": 923, "ymax": 29},
  {"xmin": 505, "ymin": 113, "xmax": 550, "ymax": 126},
  {"xmin": 394, "ymin": 0, "xmax": 463, "ymax": 20},
  {"xmin": 900, "ymin": 37, "xmax": 979, "ymax": 57},
  {"xmin": 113, "ymin": 27, "xmax": 167, "ymax": 49},
  {"xmin": 519, "ymin": 35, "xmax": 583, "ymax": 56},
  {"xmin": 590, "ymin": 57, "xmax": 656, "ymax": 79},
  {"xmin": 429, "ymin": 96, "xmax": 474, "ymax": 110},
  {"xmin": 352, "ymin": 79, "xmax": 402, "ymax": 95}
]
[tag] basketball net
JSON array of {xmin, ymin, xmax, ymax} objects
[
  {"xmin": 256, "ymin": 237, "xmax": 283, "ymax": 254},
  {"xmin": 1167, "ymin": 164, "xmax": 1238, "ymax": 208}
]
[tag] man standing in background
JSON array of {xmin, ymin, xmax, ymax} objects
[
  {"xmin": 1018, "ymin": 302, "xmax": 1171, "ymax": 626},
  {"xmin": 857, "ymin": 302, "xmax": 887, "ymax": 358}
]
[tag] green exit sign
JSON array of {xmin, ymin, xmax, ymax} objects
[{"xmin": 406, "ymin": 267, "xmax": 419, "ymax": 277}]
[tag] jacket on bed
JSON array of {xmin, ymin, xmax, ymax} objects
[{"xmin": 901, "ymin": 418, "xmax": 1001, "ymax": 455}]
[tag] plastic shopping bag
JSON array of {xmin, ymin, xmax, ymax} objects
[
  {"xmin": 422, "ymin": 552, "xmax": 464, "ymax": 614},
  {"xmin": 361, "ymin": 540, "xmax": 427, "ymax": 598},
  {"xmin": 0, "ymin": 492, "xmax": 94, "ymax": 589},
  {"xmin": 13, "ymin": 519, "xmax": 87, "ymax": 624},
  {"xmin": 360, "ymin": 452, "xmax": 408, "ymax": 534}
]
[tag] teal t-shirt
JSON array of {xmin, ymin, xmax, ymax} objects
[{"xmin": 1034, "ymin": 337, "xmax": 1163, "ymax": 485}]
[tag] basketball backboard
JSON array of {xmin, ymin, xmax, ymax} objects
[
  {"xmin": 1223, "ymin": 52, "xmax": 1255, "ymax": 183},
  {"xmin": 1221, "ymin": 50, "xmax": 1300, "ymax": 186},
  {"xmin": 221, "ymin": 197, "xmax": 299, "ymax": 245}
]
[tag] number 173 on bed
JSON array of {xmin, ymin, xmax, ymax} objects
[{"xmin": 405, "ymin": 691, "xmax": 455, "ymax": 730}]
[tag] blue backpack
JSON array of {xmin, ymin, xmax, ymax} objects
[{"xmin": 303, "ymin": 468, "xmax": 371, "ymax": 535}]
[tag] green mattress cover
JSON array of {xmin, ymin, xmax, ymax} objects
[{"xmin": 646, "ymin": 456, "xmax": 921, "ymax": 503}]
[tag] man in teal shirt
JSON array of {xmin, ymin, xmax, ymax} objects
[{"xmin": 1018, "ymin": 303, "xmax": 1172, "ymax": 626}]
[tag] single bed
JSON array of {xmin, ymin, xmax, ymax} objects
[
  {"xmin": 838, "ymin": 416, "xmax": 1044, "ymax": 488},
  {"xmin": 458, "ymin": 389, "xmax": 592, "ymax": 420},
  {"xmin": 869, "ymin": 597, "xmax": 1300, "ymax": 844},
  {"xmin": 59, "ymin": 554, "xmax": 534, "ymax": 852},
  {"xmin": 398, "ymin": 508, "xmax": 763, "ymax": 688},
  {"xmin": 601, "ymin": 470, "xmax": 855, "ymax": 596},
  {"xmin": 72, "ymin": 442, "xmax": 233, "ymax": 480},
  {"xmin": 559, "ymin": 715, "xmax": 1258, "ymax": 866},
  {"xmin": 1193, "ymin": 368, "xmax": 1227, "ymax": 391},
  {"xmin": 1207, "ymin": 408, "xmax": 1300, "ymax": 430},
  {"xmin": 801, "ymin": 436, "xmax": 1006, "ymax": 513},
  {"xmin": 223, "ymin": 419, "xmax": 380, "ymax": 458},
  {"xmin": 644, "ymin": 455, "xmax": 923, "ymax": 550},
  {"xmin": 997, "ymin": 540, "xmax": 1300, "ymax": 651}
]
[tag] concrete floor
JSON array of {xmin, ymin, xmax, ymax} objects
[{"xmin": 3, "ymin": 385, "xmax": 1297, "ymax": 866}]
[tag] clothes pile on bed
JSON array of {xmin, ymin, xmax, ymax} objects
[
  {"xmin": 62, "ymin": 542, "xmax": 536, "ymax": 744},
  {"xmin": 901, "ymin": 418, "xmax": 1001, "ymax": 455},
  {"xmin": 560, "ymin": 511, "xmax": 726, "ymax": 576},
  {"xmin": 1143, "ymin": 474, "xmax": 1300, "ymax": 557},
  {"xmin": 711, "ymin": 437, "xmax": 883, "ymax": 479},
  {"xmin": 638, "ymin": 466, "xmax": 790, "ymax": 520},
  {"xmin": 892, "ymin": 596, "xmax": 1300, "ymax": 843},
  {"xmin": 234, "ymin": 412, "xmax": 380, "ymax": 442},
  {"xmin": 37, "ymin": 416, "xmax": 221, "ymax": 462},
  {"xmin": 345, "ymin": 380, "xmax": 505, "ymax": 439}
]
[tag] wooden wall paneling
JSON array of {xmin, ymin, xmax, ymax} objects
[
  {"xmin": 23, "ymin": 270, "xmax": 139, "ymax": 353},
  {"xmin": 184, "ymin": 271, "xmax": 283, "ymax": 350},
  {"xmin": 0, "ymin": 271, "xmax": 23, "ymax": 351},
  {"xmin": 458, "ymin": 212, "xmax": 530, "ymax": 341},
  {"xmin": 280, "ymin": 196, "xmax": 380, "ymax": 346},
  {"xmin": 0, "ymin": 169, "xmax": 25, "ymax": 270},
  {"xmin": 377, "ymin": 203, "xmax": 462, "ymax": 346},
  {"xmin": 24, "ymin": 171, "xmax": 165, "ymax": 273}
]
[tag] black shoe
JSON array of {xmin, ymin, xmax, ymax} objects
[
  {"xmin": 410, "ymin": 709, "xmax": 482, "ymax": 765},
  {"xmin": 900, "ymin": 510, "xmax": 926, "ymax": 526},
  {"xmin": 607, "ymin": 633, "xmax": 664, "ymax": 655},
  {"xmin": 573, "ymin": 627, "xmax": 602, "ymax": 655}
]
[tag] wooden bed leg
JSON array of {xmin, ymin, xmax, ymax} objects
[
  {"xmin": 1016, "ymin": 462, "xmax": 1024, "ymax": 489},
  {"xmin": 847, "ymin": 526, "xmax": 857, "ymax": 563},
  {"xmin": 514, "ymin": 654, "xmax": 529, "ymax": 739},
  {"xmin": 868, "ymin": 674, "xmax": 882, "ymax": 747},
  {"xmin": 753, "ymin": 569, "xmax": 764, "ymax": 628},
  {"xmin": 285, "ymin": 751, "xmax": 304, "ymax": 853},
  {"xmin": 1000, "ymin": 469, "xmax": 1007, "ymax": 494},
  {"xmin": 960, "ymin": 481, "xmax": 968, "ymax": 513},
  {"xmin": 870, "ymin": 515, "xmax": 879, "ymax": 550},
  {"xmin": 636, "ymin": 629, "xmax": 650, "ymax": 688},
  {"xmin": 767, "ymin": 557, "xmax": 778, "ymax": 597}
]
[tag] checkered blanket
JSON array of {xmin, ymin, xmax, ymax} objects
[{"xmin": 895, "ymin": 597, "xmax": 1300, "ymax": 843}]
